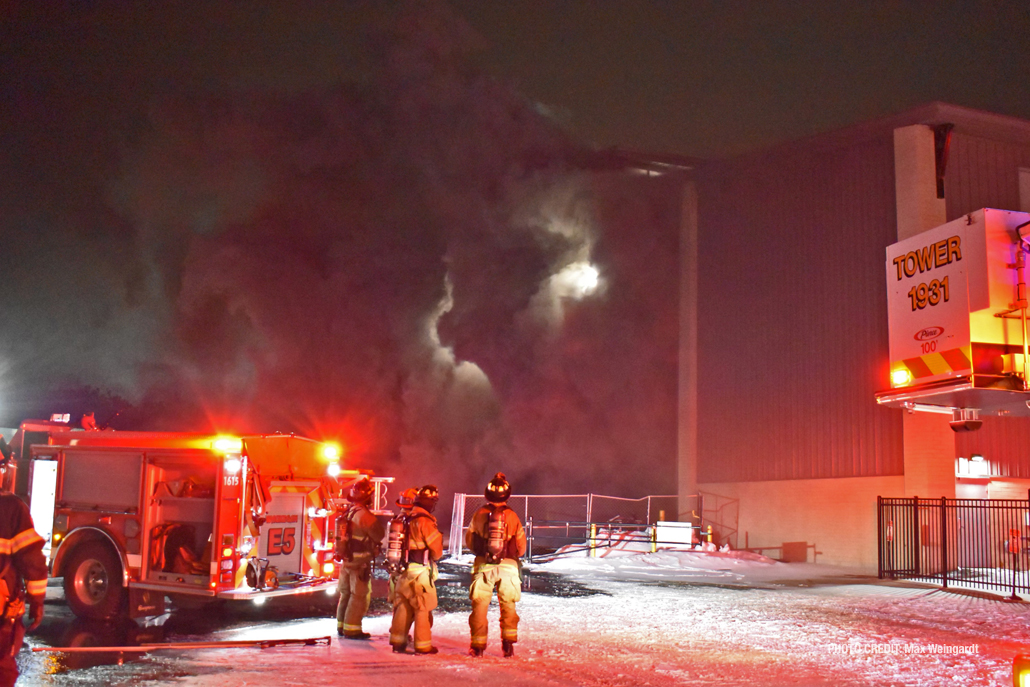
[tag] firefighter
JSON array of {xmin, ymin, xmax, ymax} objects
[
  {"xmin": 389, "ymin": 484, "xmax": 443, "ymax": 655},
  {"xmin": 80, "ymin": 412, "xmax": 97, "ymax": 431},
  {"xmin": 465, "ymin": 473, "xmax": 526, "ymax": 658},
  {"xmin": 0, "ymin": 492, "xmax": 47, "ymax": 687},
  {"xmin": 335, "ymin": 477, "xmax": 385, "ymax": 640}
]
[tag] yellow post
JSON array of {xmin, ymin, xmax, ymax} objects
[
  {"xmin": 650, "ymin": 525, "xmax": 657, "ymax": 553},
  {"xmin": 706, "ymin": 525, "xmax": 713, "ymax": 543},
  {"xmin": 590, "ymin": 523, "xmax": 597, "ymax": 558}
]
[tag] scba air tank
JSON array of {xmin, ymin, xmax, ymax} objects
[
  {"xmin": 386, "ymin": 517, "xmax": 408, "ymax": 571},
  {"xmin": 486, "ymin": 511, "xmax": 506, "ymax": 563}
]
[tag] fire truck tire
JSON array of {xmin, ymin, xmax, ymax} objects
[{"xmin": 63, "ymin": 542, "xmax": 126, "ymax": 619}]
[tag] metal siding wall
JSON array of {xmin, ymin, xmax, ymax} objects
[
  {"xmin": 697, "ymin": 137, "xmax": 904, "ymax": 483},
  {"xmin": 955, "ymin": 419, "xmax": 1030, "ymax": 479},
  {"xmin": 947, "ymin": 132, "xmax": 1030, "ymax": 478},
  {"xmin": 945, "ymin": 133, "xmax": 1030, "ymax": 218}
]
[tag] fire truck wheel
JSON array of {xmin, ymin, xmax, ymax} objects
[{"xmin": 63, "ymin": 542, "xmax": 126, "ymax": 619}]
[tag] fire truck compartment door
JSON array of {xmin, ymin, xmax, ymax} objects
[
  {"xmin": 60, "ymin": 450, "xmax": 143, "ymax": 509},
  {"xmin": 257, "ymin": 491, "xmax": 306, "ymax": 575},
  {"xmin": 29, "ymin": 459, "xmax": 58, "ymax": 561}
]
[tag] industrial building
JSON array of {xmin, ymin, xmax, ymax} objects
[{"xmin": 677, "ymin": 102, "xmax": 1030, "ymax": 571}]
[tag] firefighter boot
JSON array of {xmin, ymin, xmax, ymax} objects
[
  {"xmin": 469, "ymin": 646, "xmax": 484, "ymax": 657},
  {"xmin": 343, "ymin": 631, "xmax": 371, "ymax": 640},
  {"xmin": 502, "ymin": 639, "xmax": 515, "ymax": 658},
  {"xmin": 415, "ymin": 647, "xmax": 439, "ymax": 655}
]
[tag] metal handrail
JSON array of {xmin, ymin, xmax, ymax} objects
[
  {"xmin": 447, "ymin": 493, "xmax": 681, "ymax": 556},
  {"xmin": 524, "ymin": 518, "xmax": 701, "ymax": 562}
]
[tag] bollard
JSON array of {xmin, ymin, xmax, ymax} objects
[{"xmin": 527, "ymin": 516, "xmax": 533, "ymax": 564}]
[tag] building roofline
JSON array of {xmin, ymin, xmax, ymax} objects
[
  {"xmin": 706, "ymin": 102, "xmax": 1030, "ymax": 170},
  {"xmin": 574, "ymin": 147, "xmax": 700, "ymax": 176}
]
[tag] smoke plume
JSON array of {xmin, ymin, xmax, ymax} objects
[{"xmin": 0, "ymin": 1, "xmax": 680, "ymax": 502}]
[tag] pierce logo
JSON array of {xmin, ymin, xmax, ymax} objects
[{"xmin": 914, "ymin": 326, "xmax": 944, "ymax": 341}]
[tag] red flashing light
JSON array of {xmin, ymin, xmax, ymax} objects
[{"xmin": 1014, "ymin": 654, "xmax": 1029, "ymax": 687}]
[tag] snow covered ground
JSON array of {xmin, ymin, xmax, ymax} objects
[{"xmin": 23, "ymin": 548, "xmax": 1030, "ymax": 686}]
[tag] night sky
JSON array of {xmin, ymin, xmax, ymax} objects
[
  {"xmin": 2, "ymin": 1, "xmax": 1028, "ymax": 498},
  {"xmin": 454, "ymin": 0, "xmax": 1030, "ymax": 156}
]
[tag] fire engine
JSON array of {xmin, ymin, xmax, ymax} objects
[
  {"xmin": 877, "ymin": 208, "xmax": 1030, "ymax": 422},
  {"xmin": 0, "ymin": 420, "xmax": 393, "ymax": 619}
]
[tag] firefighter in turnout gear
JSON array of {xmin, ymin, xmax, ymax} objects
[
  {"xmin": 0, "ymin": 492, "xmax": 47, "ymax": 687},
  {"xmin": 335, "ymin": 477, "xmax": 385, "ymax": 639},
  {"xmin": 389, "ymin": 485, "xmax": 443, "ymax": 655},
  {"xmin": 465, "ymin": 473, "xmax": 526, "ymax": 658}
]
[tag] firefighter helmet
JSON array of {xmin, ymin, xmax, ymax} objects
[
  {"xmin": 415, "ymin": 484, "xmax": 439, "ymax": 513},
  {"xmin": 396, "ymin": 486, "xmax": 418, "ymax": 509},
  {"xmin": 348, "ymin": 477, "xmax": 373, "ymax": 505},
  {"xmin": 484, "ymin": 472, "xmax": 510, "ymax": 504}
]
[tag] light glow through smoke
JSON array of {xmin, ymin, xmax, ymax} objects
[{"xmin": 559, "ymin": 262, "xmax": 600, "ymax": 298}]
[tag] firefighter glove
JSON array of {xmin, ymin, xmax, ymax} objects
[{"xmin": 27, "ymin": 600, "xmax": 43, "ymax": 631}]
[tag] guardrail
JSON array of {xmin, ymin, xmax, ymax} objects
[
  {"xmin": 447, "ymin": 493, "xmax": 680, "ymax": 557},
  {"xmin": 524, "ymin": 519, "xmax": 703, "ymax": 562}
]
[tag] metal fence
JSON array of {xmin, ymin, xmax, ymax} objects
[
  {"xmin": 697, "ymin": 491, "xmax": 739, "ymax": 549},
  {"xmin": 447, "ymin": 493, "xmax": 679, "ymax": 557},
  {"xmin": 878, "ymin": 494, "xmax": 1030, "ymax": 599}
]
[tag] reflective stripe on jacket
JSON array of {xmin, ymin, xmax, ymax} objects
[{"xmin": 0, "ymin": 494, "xmax": 47, "ymax": 600}]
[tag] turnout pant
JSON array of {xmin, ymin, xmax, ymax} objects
[
  {"xmin": 468, "ymin": 558, "xmax": 521, "ymax": 649},
  {"xmin": 0, "ymin": 654, "xmax": 14, "ymax": 687},
  {"xmin": 336, "ymin": 564, "xmax": 372, "ymax": 634},
  {"xmin": 0, "ymin": 620, "xmax": 23, "ymax": 687},
  {"xmin": 390, "ymin": 563, "xmax": 437, "ymax": 652}
]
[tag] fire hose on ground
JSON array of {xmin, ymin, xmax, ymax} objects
[{"xmin": 32, "ymin": 635, "xmax": 332, "ymax": 653}]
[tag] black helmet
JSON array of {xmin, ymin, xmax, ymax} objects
[
  {"xmin": 484, "ymin": 473, "xmax": 510, "ymax": 504},
  {"xmin": 349, "ymin": 477, "xmax": 373, "ymax": 505},
  {"xmin": 416, "ymin": 484, "xmax": 439, "ymax": 513}
]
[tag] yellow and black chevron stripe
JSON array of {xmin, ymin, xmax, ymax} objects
[{"xmin": 893, "ymin": 346, "xmax": 971, "ymax": 384}]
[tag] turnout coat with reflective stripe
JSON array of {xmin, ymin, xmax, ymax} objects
[
  {"xmin": 407, "ymin": 507, "xmax": 443, "ymax": 563},
  {"xmin": 0, "ymin": 494, "xmax": 47, "ymax": 600},
  {"xmin": 338, "ymin": 502, "xmax": 386, "ymax": 569},
  {"xmin": 464, "ymin": 504, "xmax": 527, "ymax": 561}
]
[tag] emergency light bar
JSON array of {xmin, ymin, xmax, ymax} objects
[{"xmin": 212, "ymin": 436, "xmax": 243, "ymax": 454}]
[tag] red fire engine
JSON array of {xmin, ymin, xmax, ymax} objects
[{"xmin": 0, "ymin": 420, "xmax": 392, "ymax": 619}]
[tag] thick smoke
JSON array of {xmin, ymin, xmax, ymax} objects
[{"xmin": 0, "ymin": 2, "xmax": 679, "ymax": 501}]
